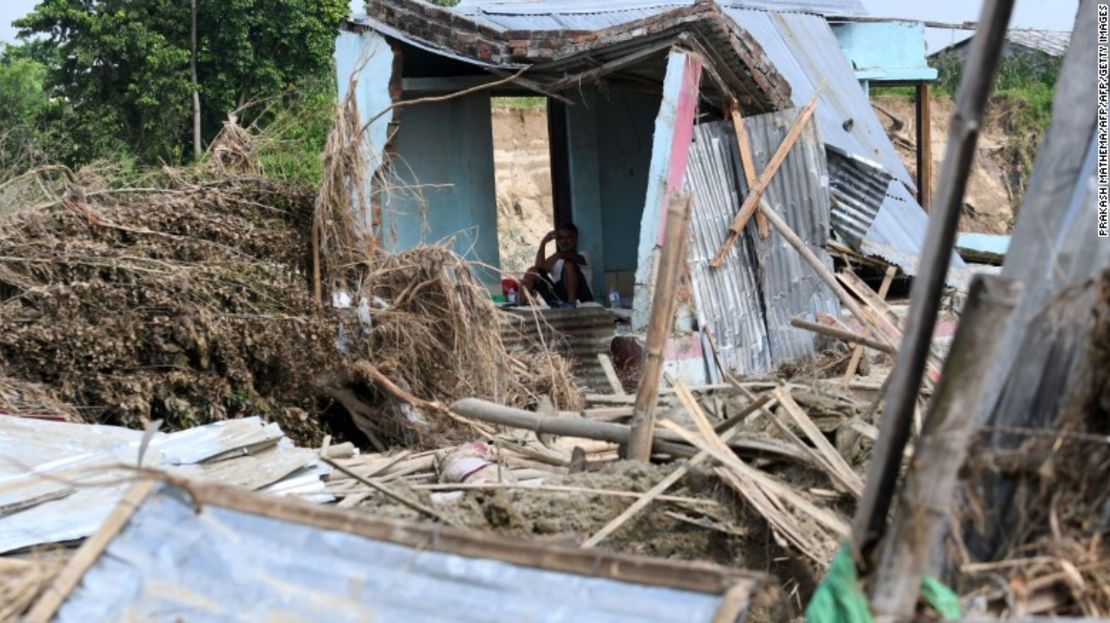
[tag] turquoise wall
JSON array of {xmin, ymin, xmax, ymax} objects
[
  {"xmin": 382, "ymin": 94, "xmax": 501, "ymax": 283},
  {"xmin": 564, "ymin": 85, "xmax": 659, "ymax": 294},
  {"xmin": 832, "ymin": 22, "xmax": 938, "ymax": 82}
]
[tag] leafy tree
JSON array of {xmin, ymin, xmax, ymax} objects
[
  {"xmin": 14, "ymin": 0, "xmax": 348, "ymax": 165},
  {"xmin": 0, "ymin": 44, "xmax": 53, "ymax": 170}
]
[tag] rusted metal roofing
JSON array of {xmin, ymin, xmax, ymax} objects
[
  {"xmin": 686, "ymin": 112, "xmax": 837, "ymax": 377},
  {"xmin": 451, "ymin": 0, "xmax": 868, "ymax": 31}
]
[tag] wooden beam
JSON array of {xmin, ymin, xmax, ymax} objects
[
  {"xmin": 852, "ymin": 0, "xmax": 1017, "ymax": 575},
  {"xmin": 710, "ymin": 86, "xmax": 823, "ymax": 268},
  {"xmin": 915, "ymin": 82, "xmax": 933, "ymax": 210},
  {"xmin": 728, "ymin": 97, "xmax": 769, "ymax": 238},
  {"xmin": 870, "ymin": 276, "xmax": 1019, "ymax": 618},
  {"xmin": 626, "ymin": 193, "xmax": 693, "ymax": 462}
]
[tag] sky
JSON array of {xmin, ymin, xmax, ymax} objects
[{"xmin": 0, "ymin": 0, "xmax": 1081, "ymax": 52}]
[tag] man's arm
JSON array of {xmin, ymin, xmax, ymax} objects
[{"xmin": 534, "ymin": 231, "xmax": 556, "ymax": 269}]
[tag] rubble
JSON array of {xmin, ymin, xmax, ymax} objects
[{"xmin": 1, "ymin": 0, "xmax": 1106, "ymax": 620}]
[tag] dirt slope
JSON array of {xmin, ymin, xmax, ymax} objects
[
  {"xmin": 871, "ymin": 94, "xmax": 1033, "ymax": 234},
  {"xmin": 489, "ymin": 95, "xmax": 1027, "ymax": 264}
]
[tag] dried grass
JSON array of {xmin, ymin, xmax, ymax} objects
[
  {"xmin": 0, "ymin": 557, "xmax": 63, "ymax": 622},
  {"xmin": 0, "ymin": 96, "xmax": 581, "ymax": 449},
  {"xmin": 961, "ymin": 270, "xmax": 1110, "ymax": 617}
]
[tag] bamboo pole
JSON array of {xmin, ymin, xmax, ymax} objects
[
  {"xmin": 789, "ymin": 317, "xmax": 896, "ymax": 355},
  {"xmin": 626, "ymin": 193, "xmax": 693, "ymax": 462},
  {"xmin": 869, "ymin": 276, "xmax": 1019, "ymax": 618},
  {"xmin": 851, "ymin": 0, "xmax": 1017, "ymax": 571},
  {"xmin": 449, "ymin": 398, "xmax": 810, "ymax": 464}
]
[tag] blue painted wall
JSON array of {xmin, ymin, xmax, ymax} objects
[
  {"xmin": 832, "ymin": 22, "xmax": 938, "ymax": 82},
  {"xmin": 334, "ymin": 29, "xmax": 396, "ymax": 233},
  {"xmin": 563, "ymin": 85, "xmax": 659, "ymax": 296},
  {"xmin": 597, "ymin": 88, "xmax": 659, "ymax": 273},
  {"xmin": 382, "ymin": 94, "xmax": 502, "ymax": 283}
]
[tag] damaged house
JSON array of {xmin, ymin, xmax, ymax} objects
[{"xmin": 336, "ymin": 0, "xmax": 958, "ymax": 383}]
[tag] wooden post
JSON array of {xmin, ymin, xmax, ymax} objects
[
  {"xmin": 915, "ymin": 82, "xmax": 932, "ymax": 210},
  {"xmin": 191, "ymin": 0, "xmax": 201, "ymax": 159},
  {"xmin": 870, "ymin": 276, "xmax": 1020, "ymax": 618},
  {"xmin": 851, "ymin": 0, "xmax": 1017, "ymax": 572},
  {"xmin": 728, "ymin": 97, "xmax": 769, "ymax": 238},
  {"xmin": 626, "ymin": 193, "xmax": 693, "ymax": 462},
  {"xmin": 789, "ymin": 317, "xmax": 896, "ymax": 355}
]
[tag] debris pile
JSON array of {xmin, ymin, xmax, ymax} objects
[{"xmin": 0, "ymin": 162, "xmax": 580, "ymax": 448}]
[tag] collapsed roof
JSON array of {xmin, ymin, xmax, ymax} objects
[{"xmin": 348, "ymin": 0, "xmax": 963, "ymax": 278}]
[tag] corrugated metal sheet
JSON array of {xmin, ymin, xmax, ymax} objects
[
  {"xmin": 1006, "ymin": 29, "xmax": 1071, "ymax": 57},
  {"xmin": 500, "ymin": 306, "xmax": 614, "ymax": 393},
  {"xmin": 737, "ymin": 108, "xmax": 839, "ymax": 362},
  {"xmin": 686, "ymin": 122, "xmax": 772, "ymax": 377},
  {"xmin": 55, "ymin": 483, "xmax": 738, "ymax": 622},
  {"xmin": 723, "ymin": 9, "xmax": 914, "ymax": 193},
  {"xmin": 931, "ymin": 29, "xmax": 1071, "ymax": 59},
  {"xmin": 451, "ymin": 0, "xmax": 867, "ymax": 31},
  {"xmin": 861, "ymin": 180, "xmax": 969, "ymax": 283},
  {"xmin": 0, "ymin": 417, "xmax": 329, "ymax": 553},
  {"xmin": 741, "ymin": 109, "xmax": 840, "ymax": 364},
  {"xmin": 826, "ymin": 147, "xmax": 891, "ymax": 247},
  {"xmin": 685, "ymin": 112, "xmax": 837, "ymax": 377}
]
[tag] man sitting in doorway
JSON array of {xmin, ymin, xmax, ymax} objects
[{"xmin": 521, "ymin": 222, "xmax": 595, "ymax": 307}]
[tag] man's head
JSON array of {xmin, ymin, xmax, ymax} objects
[{"xmin": 555, "ymin": 222, "xmax": 578, "ymax": 253}]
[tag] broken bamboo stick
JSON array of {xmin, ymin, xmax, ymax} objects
[
  {"xmin": 627, "ymin": 193, "xmax": 693, "ymax": 462},
  {"xmin": 710, "ymin": 86, "xmax": 823, "ymax": 267},
  {"xmin": 597, "ymin": 353, "xmax": 627, "ymax": 396},
  {"xmin": 321, "ymin": 457, "xmax": 459, "ymax": 527},
  {"xmin": 772, "ymin": 388, "xmax": 864, "ymax": 497},
  {"xmin": 789, "ymin": 317, "xmax": 896, "ymax": 355},
  {"xmin": 843, "ymin": 265, "xmax": 897, "ymax": 385},
  {"xmin": 414, "ymin": 482, "xmax": 718, "ymax": 507},
  {"xmin": 852, "ymin": 0, "xmax": 1017, "ymax": 574}
]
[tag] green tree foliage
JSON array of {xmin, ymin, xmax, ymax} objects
[
  {"xmin": 931, "ymin": 49, "xmax": 1061, "ymax": 134},
  {"xmin": 13, "ymin": 0, "xmax": 347, "ymax": 165},
  {"xmin": 0, "ymin": 44, "xmax": 52, "ymax": 171}
]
